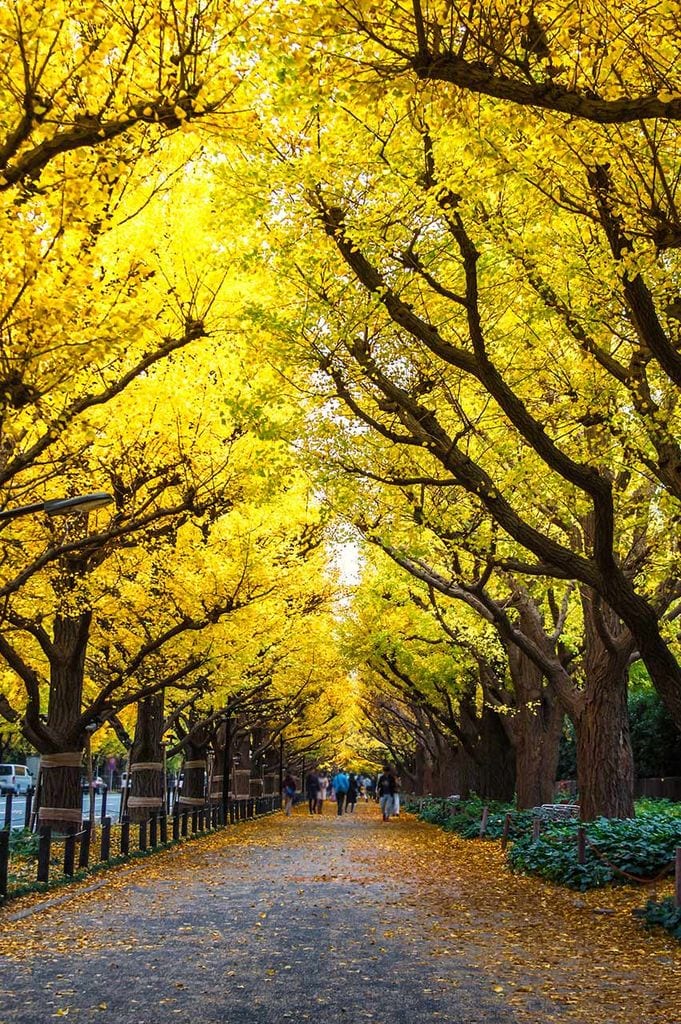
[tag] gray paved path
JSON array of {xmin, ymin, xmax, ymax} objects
[
  {"xmin": 3, "ymin": 803, "xmax": 680, "ymax": 1024},
  {"xmin": 0, "ymin": 804, "xmax": 557, "ymax": 1024}
]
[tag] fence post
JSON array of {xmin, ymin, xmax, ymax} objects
[
  {"xmin": 3, "ymin": 791, "xmax": 12, "ymax": 830},
  {"xmin": 139, "ymin": 820, "xmax": 147, "ymax": 852},
  {"xmin": 181, "ymin": 810, "xmax": 189, "ymax": 837},
  {"xmin": 577, "ymin": 826, "xmax": 586, "ymax": 865},
  {"xmin": 479, "ymin": 806, "xmax": 489, "ymax": 838},
  {"xmin": 24, "ymin": 787, "xmax": 34, "ymax": 829},
  {"xmin": 100, "ymin": 786, "xmax": 108, "ymax": 824},
  {"xmin": 0, "ymin": 829, "xmax": 9, "ymax": 898},
  {"xmin": 160, "ymin": 811, "xmax": 168, "ymax": 845},
  {"xmin": 501, "ymin": 812, "xmax": 512, "ymax": 851},
  {"xmin": 149, "ymin": 812, "xmax": 158, "ymax": 849},
  {"xmin": 532, "ymin": 816, "xmax": 542, "ymax": 841},
  {"xmin": 172, "ymin": 807, "xmax": 180, "ymax": 842},
  {"xmin": 100, "ymin": 817, "xmax": 111, "ymax": 863},
  {"xmin": 121, "ymin": 814, "xmax": 130, "ymax": 857},
  {"xmin": 64, "ymin": 827, "xmax": 76, "ymax": 877},
  {"xmin": 675, "ymin": 846, "xmax": 681, "ymax": 909},
  {"xmin": 78, "ymin": 820, "xmax": 91, "ymax": 869},
  {"xmin": 37, "ymin": 826, "xmax": 51, "ymax": 883},
  {"xmin": 198, "ymin": 808, "xmax": 204, "ymax": 832}
]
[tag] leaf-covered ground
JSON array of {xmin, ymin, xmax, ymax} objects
[{"xmin": 0, "ymin": 804, "xmax": 679, "ymax": 1023}]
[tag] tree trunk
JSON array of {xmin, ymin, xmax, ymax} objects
[
  {"xmin": 575, "ymin": 591, "xmax": 635, "ymax": 820},
  {"xmin": 414, "ymin": 741, "xmax": 434, "ymax": 795},
  {"xmin": 39, "ymin": 611, "xmax": 91, "ymax": 832},
  {"xmin": 507, "ymin": 646, "xmax": 563, "ymax": 808},
  {"xmin": 211, "ymin": 721, "xmax": 227, "ymax": 803},
  {"xmin": 475, "ymin": 705, "xmax": 516, "ymax": 801},
  {"xmin": 179, "ymin": 740, "xmax": 207, "ymax": 811},
  {"xmin": 600, "ymin": 573, "xmax": 681, "ymax": 733},
  {"xmin": 128, "ymin": 693, "xmax": 164, "ymax": 823},
  {"xmin": 430, "ymin": 730, "xmax": 462, "ymax": 796}
]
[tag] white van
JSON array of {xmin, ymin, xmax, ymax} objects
[{"xmin": 0, "ymin": 764, "xmax": 33, "ymax": 795}]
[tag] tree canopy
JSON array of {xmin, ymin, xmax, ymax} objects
[{"xmin": 1, "ymin": 0, "xmax": 681, "ymax": 819}]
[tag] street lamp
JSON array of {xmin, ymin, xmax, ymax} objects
[{"xmin": 0, "ymin": 492, "xmax": 113, "ymax": 522}]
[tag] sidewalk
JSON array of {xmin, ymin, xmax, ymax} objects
[{"xmin": 0, "ymin": 803, "xmax": 679, "ymax": 1023}]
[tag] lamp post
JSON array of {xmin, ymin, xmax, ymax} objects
[{"xmin": 0, "ymin": 491, "xmax": 113, "ymax": 522}]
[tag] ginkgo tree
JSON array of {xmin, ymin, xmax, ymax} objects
[
  {"xmin": 229, "ymin": 17, "xmax": 681, "ymax": 814},
  {"xmin": 344, "ymin": 551, "xmax": 521, "ymax": 800}
]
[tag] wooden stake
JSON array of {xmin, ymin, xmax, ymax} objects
[
  {"xmin": 501, "ymin": 812, "xmax": 512, "ymax": 850},
  {"xmin": 479, "ymin": 806, "xmax": 489, "ymax": 838}
]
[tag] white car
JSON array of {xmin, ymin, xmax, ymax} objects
[{"xmin": 0, "ymin": 764, "xmax": 33, "ymax": 795}]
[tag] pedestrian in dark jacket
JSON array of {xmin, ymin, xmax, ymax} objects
[
  {"xmin": 346, "ymin": 773, "xmax": 358, "ymax": 813},
  {"xmin": 282, "ymin": 770, "xmax": 296, "ymax": 817},
  {"xmin": 306, "ymin": 768, "xmax": 321, "ymax": 815},
  {"xmin": 377, "ymin": 765, "xmax": 395, "ymax": 821}
]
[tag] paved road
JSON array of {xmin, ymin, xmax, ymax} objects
[
  {"xmin": 0, "ymin": 805, "xmax": 557, "ymax": 1024},
  {"xmin": 0, "ymin": 804, "xmax": 679, "ymax": 1024}
]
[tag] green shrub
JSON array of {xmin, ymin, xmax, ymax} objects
[
  {"xmin": 634, "ymin": 797, "xmax": 681, "ymax": 819},
  {"xmin": 406, "ymin": 794, "xmax": 532, "ymax": 841},
  {"xmin": 508, "ymin": 816, "xmax": 681, "ymax": 890},
  {"xmin": 8, "ymin": 828, "xmax": 40, "ymax": 857},
  {"xmin": 643, "ymin": 897, "xmax": 681, "ymax": 940}
]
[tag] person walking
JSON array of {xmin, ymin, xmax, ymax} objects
[
  {"xmin": 318, "ymin": 772, "xmax": 329, "ymax": 814},
  {"xmin": 346, "ymin": 772, "xmax": 358, "ymax": 813},
  {"xmin": 306, "ymin": 767, "xmax": 321, "ymax": 815},
  {"xmin": 331, "ymin": 768, "xmax": 349, "ymax": 815},
  {"xmin": 377, "ymin": 765, "xmax": 395, "ymax": 822},
  {"xmin": 390, "ymin": 766, "xmax": 401, "ymax": 817},
  {"xmin": 282, "ymin": 769, "xmax": 296, "ymax": 817}
]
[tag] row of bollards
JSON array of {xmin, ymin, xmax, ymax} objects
[{"xmin": 0, "ymin": 795, "xmax": 281, "ymax": 899}]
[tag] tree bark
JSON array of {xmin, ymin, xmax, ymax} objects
[
  {"xmin": 128, "ymin": 693, "xmax": 164, "ymax": 824},
  {"xmin": 574, "ymin": 591, "xmax": 635, "ymax": 820},
  {"xmin": 507, "ymin": 645, "xmax": 563, "ymax": 808},
  {"xmin": 38, "ymin": 611, "xmax": 91, "ymax": 832},
  {"xmin": 180, "ymin": 739, "xmax": 208, "ymax": 810},
  {"xmin": 475, "ymin": 705, "xmax": 516, "ymax": 801}
]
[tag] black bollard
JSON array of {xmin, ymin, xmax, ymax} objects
[
  {"xmin": 121, "ymin": 814, "xmax": 130, "ymax": 857},
  {"xmin": 64, "ymin": 827, "xmax": 76, "ymax": 877},
  {"xmin": 100, "ymin": 818, "xmax": 111, "ymax": 863},
  {"xmin": 0, "ymin": 829, "xmax": 9, "ymax": 898},
  {"xmin": 3, "ymin": 791, "xmax": 12, "ymax": 830},
  {"xmin": 24, "ymin": 787, "xmax": 34, "ymax": 829},
  {"xmin": 37, "ymin": 826, "xmax": 51, "ymax": 883}
]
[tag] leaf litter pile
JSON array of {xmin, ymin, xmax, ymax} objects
[{"xmin": 0, "ymin": 804, "xmax": 679, "ymax": 1023}]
